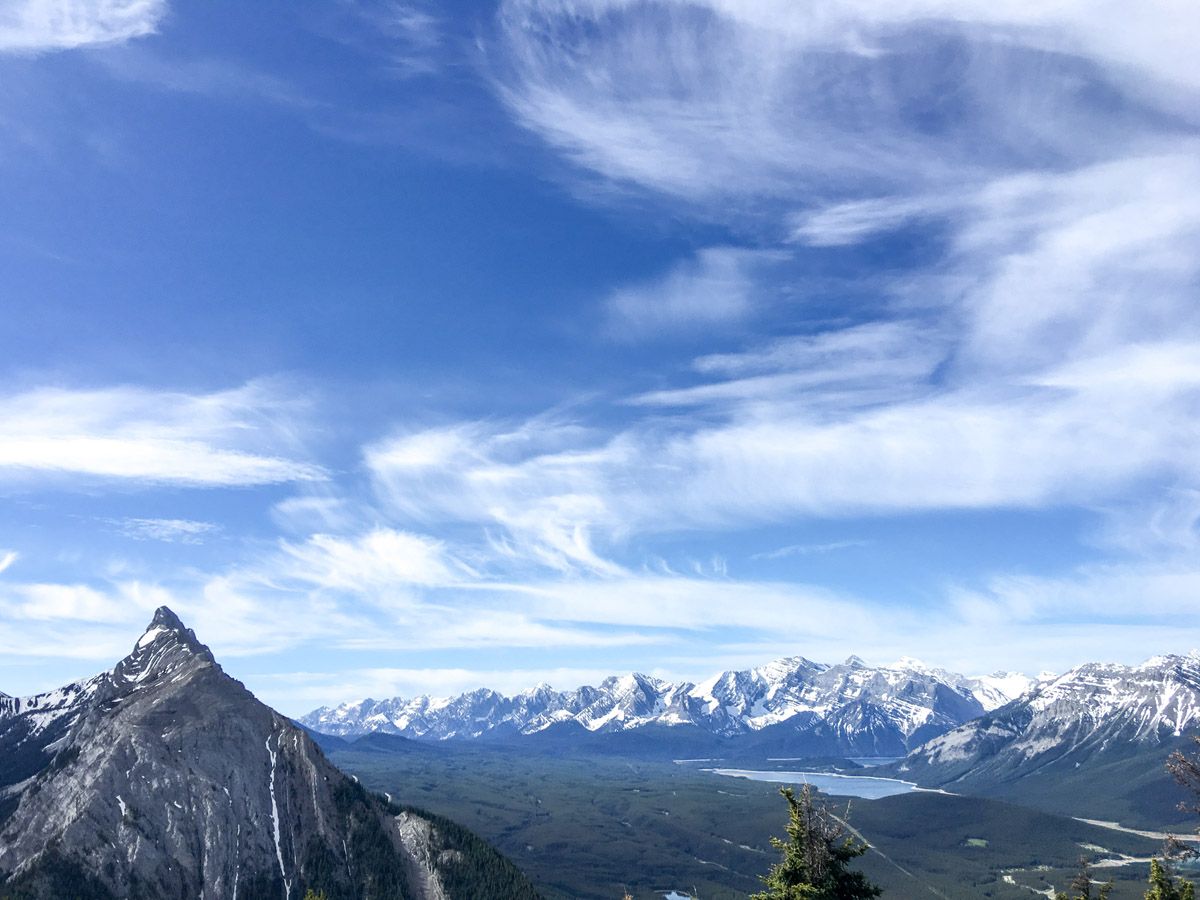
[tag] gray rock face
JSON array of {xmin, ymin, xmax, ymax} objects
[{"xmin": 0, "ymin": 608, "xmax": 540, "ymax": 900}]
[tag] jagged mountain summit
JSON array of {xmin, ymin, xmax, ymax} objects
[
  {"xmin": 301, "ymin": 655, "xmax": 1036, "ymax": 757},
  {"xmin": 0, "ymin": 607, "xmax": 540, "ymax": 900},
  {"xmin": 893, "ymin": 651, "xmax": 1200, "ymax": 824}
]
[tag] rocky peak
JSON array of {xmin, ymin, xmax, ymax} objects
[
  {"xmin": 148, "ymin": 604, "xmax": 187, "ymax": 632},
  {"xmin": 0, "ymin": 608, "xmax": 540, "ymax": 900},
  {"xmin": 110, "ymin": 605, "xmax": 215, "ymax": 689}
]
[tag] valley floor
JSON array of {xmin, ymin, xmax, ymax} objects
[{"xmin": 325, "ymin": 742, "xmax": 1185, "ymax": 900}]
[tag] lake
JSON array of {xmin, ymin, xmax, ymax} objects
[{"xmin": 707, "ymin": 768, "xmax": 918, "ymax": 799}]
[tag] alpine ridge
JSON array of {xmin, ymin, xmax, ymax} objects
[
  {"xmin": 301, "ymin": 655, "xmax": 1036, "ymax": 757},
  {"xmin": 893, "ymin": 651, "xmax": 1200, "ymax": 825},
  {"xmin": 901, "ymin": 651, "xmax": 1200, "ymax": 775},
  {"xmin": 0, "ymin": 607, "xmax": 541, "ymax": 900}
]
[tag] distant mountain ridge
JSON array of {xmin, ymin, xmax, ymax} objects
[
  {"xmin": 0, "ymin": 607, "xmax": 540, "ymax": 900},
  {"xmin": 900, "ymin": 651, "xmax": 1200, "ymax": 779},
  {"xmin": 892, "ymin": 651, "xmax": 1200, "ymax": 827},
  {"xmin": 301, "ymin": 655, "xmax": 1036, "ymax": 757}
]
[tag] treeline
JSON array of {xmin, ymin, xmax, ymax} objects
[
  {"xmin": 385, "ymin": 799, "xmax": 542, "ymax": 900},
  {"xmin": 0, "ymin": 848, "xmax": 117, "ymax": 900}
]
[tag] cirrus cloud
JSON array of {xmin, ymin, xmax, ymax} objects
[
  {"xmin": 491, "ymin": 0, "xmax": 1198, "ymax": 208},
  {"xmin": 0, "ymin": 0, "xmax": 167, "ymax": 54},
  {"xmin": 0, "ymin": 382, "xmax": 325, "ymax": 488}
]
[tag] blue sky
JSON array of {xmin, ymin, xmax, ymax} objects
[{"xmin": 2, "ymin": 0, "xmax": 1199, "ymax": 715}]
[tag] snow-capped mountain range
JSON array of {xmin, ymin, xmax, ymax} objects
[
  {"xmin": 897, "ymin": 651, "xmax": 1200, "ymax": 788},
  {"xmin": 300, "ymin": 656, "xmax": 1038, "ymax": 756}
]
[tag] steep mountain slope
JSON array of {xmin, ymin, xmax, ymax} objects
[
  {"xmin": 0, "ymin": 608, "xmax": 540, "ymax": 900},
  {"xmin": 894, "ymin": 652, "xmax": 1200, "ymax": 826},
  {"xmin": 0, "ymin": 672, "xmax": 105, "ymax": 820},
  {"xmin": 302, "ymin": 656, "xmax": 1034, "ymax": 756}
]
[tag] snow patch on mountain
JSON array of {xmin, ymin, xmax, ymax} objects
[{"xmin": 966, "ymin": 672, "xmax": 1040, "ymax": 711}]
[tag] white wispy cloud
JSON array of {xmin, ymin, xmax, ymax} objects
[
  {"xmin": 632, "ymin": 321, "xmax": 945, "ymax": 410},
  {"xmin": 499, "ymin": 575, "xmax": 871, "ymax": 638},
  {"xmin": 605, "ymin": 247, "xmax": 786, "ymax": 337},
  {"xmin": 327, "ymin": 0, "xmax": 445, "ymax": 79},
  {"xmin": 0, "ymin": 550, "xmax": 18, "ymax": 574},
  {"xmin": 674, "ymin": 0, "xmax": 1200, "ymax": 92},
  {"xmin": 0, "ymin": 523, "xmax": 869, "ymax": 678},
  {"xmin": 1, "ymin": 581, "xmax": 130, "ymax": 622},
  {"xmin": 0, "ymin": 621, "xmax": 138, "ymax": 663},
  {"xmin": 113, "ymin": 518, "xmax": 219, "ymax": 543},
  {"xmin": 951, "ymin": 561, "xmax": 1200, "ymax": 629},
  {"xmin": 951, "ymin": 151, "xmax": 1200, "ymax": 377},
  {"xmin": 365, "ymin": 348, "xmax": 1199, "ymax": 542},
  {"xmin": 491, "ymin": 0, "xmax": 1192, "ymax": 207},
  {"xmin": 85, "ymin": 528, "xmax": 658, "ymax": 662},
  {"xmin": 1091, "ymin": 490, "xmax": 1200, "ymax": 557},
  {"xmin": 0, "ymin": 579, "xmax": 170, "ymax": 655},
  {"xmin": 752, "ymin": 541, "xmax": 870, "ymax": 561},
  {"xmin": 366, "ymin": 421, "xmax": 627, "ymax": 576},
  {"xmin": 274, "ymin": 529, "xmax": 468, "ymax": 591},
  {"xmin": 0, "ymin": 0, "xmax": 166, "ymax": 54},
  {"xmin": 270, "ymin": 493, "xmax": 365, "ymax": 534},
  {"xmin": 789, "ymin": 194, "xmax": 957, "ymax": 247},
  {"xmin": 0, "ymin": 381, "xmax": 325, "ymax": 487}
]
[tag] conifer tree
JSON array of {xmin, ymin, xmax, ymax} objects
[
  {"xmin": 1144, "ymin": 859, "xmax": 1195, "ymax": 900},
  {"xmin": 1152, "ymin": 736, "xmax": 1200, "ymax": 900},
  {"xmin": 1055, "ymin": 858, "xmax": 1112, "ymax": 900},
  {"xmin": 752, "ymin": 784, "xmax": 881, "ymax": 900},
  {"xmin": 1169, "ymin": 737, "xmax": 1200, "ymax": 818}
]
